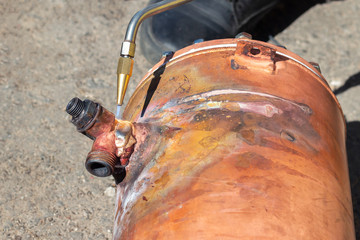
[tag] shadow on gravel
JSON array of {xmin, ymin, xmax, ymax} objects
[
  {"xmin": 346, "ymin": 121, "xmax": 360, "ymax": 239},
  {"xmin": 334, "ymin": 73, "xmax": 360, "ymax": 238},
  {"xmin": 334, "ymin": 72, "xmax": 360, "ymax": 95},
  {"xmin": 249, "ymin": 0, "xmax": 334, "ymax": 41}
]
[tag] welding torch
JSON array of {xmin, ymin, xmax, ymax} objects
[{"xmin": 116, "ymin": 0, "xmax": 193, "ymax": 107}]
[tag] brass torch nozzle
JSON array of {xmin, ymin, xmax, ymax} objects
[{"xmin": 117, "ymin": 56, "xmax": 134, "ymax": 106}]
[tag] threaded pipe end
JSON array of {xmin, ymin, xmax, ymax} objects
[
  {"xmin": 66, "ymin": 97, "xmax": 84, "ymax": 118},
  {"xmin": 85, "ymin": 151, "xmax": 117, "ymax": 177}
]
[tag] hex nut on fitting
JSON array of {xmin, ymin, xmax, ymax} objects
[
  {"xmin": 120, "ymin": 41, "xmax": 136, "ymax": 58},
  {"xmin": 66, "ymin": 98, "xmax": 100, "ymax": 132},
  {"xmin": 117, "ymin": 57, "xmax": 133, "ymax": 75}
]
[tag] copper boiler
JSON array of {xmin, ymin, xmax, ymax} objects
[{"xmin": 113, "ymin": 38, "xmax": 355, "ymax": 239}]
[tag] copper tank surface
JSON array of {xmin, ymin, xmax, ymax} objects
[{"xmin": 113, "ymin": 39, "xmax": 355, "ymax": 239}]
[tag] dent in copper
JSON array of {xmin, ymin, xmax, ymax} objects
[{"xmin": 114, "ymin": 39, "xmax": 355, "ymax": 239}]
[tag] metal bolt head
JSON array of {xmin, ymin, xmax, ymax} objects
[
  {"xmin": 193, "ymin": 38, "xmax": 204, "ymax": 44},
  {"xmin": 235, "ymin": 32, "xmax": 252, "ymax": 39},
  {"xmin": 309, "ymin": 62, "xmax": 321, "ymax": 73},
  {"xmin": 162, "ymin": 51, "xmax": 174, "ymax": 58}
]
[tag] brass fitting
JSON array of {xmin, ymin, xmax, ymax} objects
[
  {"xmin": 120, "ymin": 41, "xmax": 136, "ymax": 58},
  {"xmin": 66, "ymin": 97, "xmax": 136, "ymax": 179},
  {"xmin": 117, "ymin": 56, "xmax": 134, "ymax": 106}
]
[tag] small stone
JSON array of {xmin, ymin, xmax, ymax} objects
[{"xmin": 104, "ymin": 187, "xmax": 115, "ymax": 197}]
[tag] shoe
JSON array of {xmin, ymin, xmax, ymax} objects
[{"xmin": 139, "ymin": 0, "xmax": 279, "ymax": 64}]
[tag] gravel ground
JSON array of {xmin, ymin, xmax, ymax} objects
[{"xmin": 0, "ymin": 0, "xmax": 359, "ymax": 239}]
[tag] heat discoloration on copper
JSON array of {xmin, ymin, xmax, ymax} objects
[{"xmin": 114, "ymin": 39, "xmax": 354, "ymax": 239}]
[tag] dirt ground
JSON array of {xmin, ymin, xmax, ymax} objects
[{"xmin": 0, "ymin": 0, "xmax": 359, "ymax": 239}]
